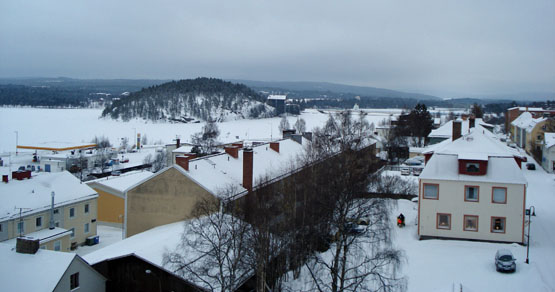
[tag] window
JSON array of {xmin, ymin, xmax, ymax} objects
[
  {"xmin": 0, "ymin": 223, "xmax": 2, "ymax": 232},
  {"xmin": 84, "ymin": 223, "xmax": 89, "ymax": 234},
  {"xmin": 492, "ymin": 187, "xmax": 507, "ymax": 204},
  {"xmin": 84, "ymin": 204, "xmax": 89, "ymax": 214},
  {"xmin": 464, "ymin": 215, "xmax": 478, "ymax": 231},
  {"xmin": 437, "ymin": 213, "xmax": 451, "ymax": 230},
  {"xmin": 70, "ymin": 228, "xmax": 75, "ymax": 238},
  {"xmin": 54, "ymin": 240, "xmax": 61, "ymax": 251},
  {"xmin": 491, "ymin": 217, "xmax": 506, "ymax": 233},
  {"xmin": 36, "ymin": 216, "xmax": 43, "ymax": 228},
  {"xmin": 70, "ymin": 272, "xmax": 79, "ymax": 290},
  {"xmin": 55, "ymin": 221, "xmax": 60, "ymax": 227},
  {"xmin": 423, "ymin": 184, "xmax": 439, "ymax": 199},
  {"xmin": 53, "ymin": 209, "xmax": 59, "ymax": 214},
  {"xmin": 17, "ymin": 221, "xmax": 24, "ymax": 234},
  {"xmin": 466, "ymin": 163, "xmax": 480, "ymax": 173},
  {"xmin": 69, "ymin": 208, "xmax": 75, "ymax": 218},
  {"xmin": 465, "ymin": 186, "xmax": 479, "ymax": 202},
  {"xmin": 40, "ymin": 245, "xmax": 46, "ymax": 250}
]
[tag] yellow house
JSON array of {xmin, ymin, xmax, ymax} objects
[
  {"xmin": 86, "ymin": 171, "xmax": 153, "ymax": 226},
  {"xmin": 511, "ymin": 112, "xmax": 553, "ymax": 155},
  {"xmin": 0, "ymin": 171, "xmax": 99, "ymax": 252}
]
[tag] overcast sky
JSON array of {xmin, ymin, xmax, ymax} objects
[{"xmin": 1, "ymin": 0, "xmax": 554, "ymax": 98}]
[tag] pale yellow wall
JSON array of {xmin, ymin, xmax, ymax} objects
[
  {"xmin": 93, "ymin": 188, "xmax": 125, "ymax": 224},
  {"xmin": 64, "ymin": 199, "xmax": 98, "ymax": 246},
  {"xmin": 126, "ymin": 167, "xmax": 218, "ymax": 237},
  {"xmin": 526, "ymin": 120, "xmax": 548, "ymax": 153},
  {"xmin": 419, "ymin": 178, "xmax": 526, "ymax": 243},
  {"xmin": 40, "ymin": 234, "xmax": 71, "ymax": 252}
]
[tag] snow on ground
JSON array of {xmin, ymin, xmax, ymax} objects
[
  {"xmin": 73, "ymin": 224, "xmax": 124, "ymax": 257},
  {"xmin": 0, "ymin": 108, "xmax": 392, "ymax": 153}
]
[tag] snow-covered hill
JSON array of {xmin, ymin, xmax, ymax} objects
[{"xmin": 101, "ymin": 77, "xmax": 275, "ymax": 122}]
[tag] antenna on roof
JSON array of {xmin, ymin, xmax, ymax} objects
[{"xmin": 14, "ymin": 207, "xmax": 31, "ymax": 237}]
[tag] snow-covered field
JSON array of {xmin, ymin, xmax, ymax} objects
[{"xmin": 0, "ymin": 107, "xmax": 395, "ymax": 154}]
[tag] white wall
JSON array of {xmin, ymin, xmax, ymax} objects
[
  {"xmin": 54, "ymin": 257, "xmax": 105, "ymax": 292},
  {"xmin": 418, "ymin": 178, "xmax": 526, "ymax": 243}
]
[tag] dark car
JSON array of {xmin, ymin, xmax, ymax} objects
[
  {"xmin": 526, "ymin": 163, "xmax": 536, "ymax": 170},
  {"xmin": 495, "ymin": 249, "xmax": 516, "ymax": 272}
]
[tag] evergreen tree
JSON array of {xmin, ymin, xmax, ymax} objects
[{"xmin": 471, "ymin": 103, "xmax": 484, "ymax": 118}]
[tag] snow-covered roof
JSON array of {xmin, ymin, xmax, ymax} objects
[
  {"xmin": 172, "ymin": 145, "xmax": 194, "ymax": 153},
  {"xmin": 0, "ymin": 243, "xmax": 77, "ymax": 291},
  {"xmin": 508, "ymin": 107, "xmax": 544, "ymax": 111},
  {"xmin": 420, "ymin": 154, "xmax": 526, "ymax": 185},
  {"xmin": 86, "ymin": 171, "xmax": 153, "ymax": 196},
  {"xmin": 0, "ymin": 171, "xmax": 98, "ymax": 221},
  {"xmin": 545, "ymin": 133, "xmax": 555, "ymax": 149},
  {"xmin": 17, "ymin": 142, "xmax": 97, "ymax": 151},
  {"xmin": 267, "ymin": 94, "xmax": 287, "ymax": 100},
  {"xmin": 3, "ymin": 227, "xmax": 71, "ymax": 246},
  {"xmin": 420, "ymin": 129, "xmax": 526, "ymax": 184},
  {"xmin": 428, "ymin": 118, "xmax": 490, "ymax": 139},
  {"xmin": 182, "ymin": 138, "xmax": 309, "ymax": 198},
  {"xmin": 85, "ymin": 216, "xmax": 254, "ymax": 291},
  {"xmin": 511, "ymin": 112, "xmax": 547, "ymax": 133}
]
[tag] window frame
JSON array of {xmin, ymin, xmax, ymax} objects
[
  {"xmin": 0, "ymin": 223, "xmax": 2, "ymax": 232},
  {"xmin": 70, "ymin": 228, "xmax": 75, "ymax": 239},
  {"xmin": 70, "ymin": 272, "xmax": 80, "ymax": 290},
  {"xmin": 84, "ymin": 223, "xmax": 89, "ymax": 234},
  {"xmin": 463, "ymin": 215, "xmax": 479, "ymax": 232},
  {"xmin": 464, "ymin": 185, "xmax": 480, "ymax": 202},
  {"xmin": 491, "ymin": 216, "xmax": 506, "ymax": 234},
  {"xmin": 436, "ymin": 213, "xmax": 451, "ymax": 230},
  {"xmin": 492, "ymin": 187, "xmax": 507, "ymax": 204},
  {"xmin": 465, "ymin": 162, "xmax": 480, "ymax": 173},
  {"xmin": 54, "ymin": 240, "xmax": 61, "ymax": 251},
  {"xmin": 84, "ymin": 203, "xmax": 89, "ymax": 214},
  {"xmin": 35, "ymin": 216, "xmax": 43, "ymax": 228},
  {"xmin": 69, "ymin": 207, "xmax": 75, "ymax": 218},
  {"xmin": 422, "ymin": 183, "xmax": 440, "ymax": 200}
]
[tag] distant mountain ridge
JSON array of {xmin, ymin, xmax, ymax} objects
[
  {"xmin": 228, "ymin": 79, "xmax": 442, "ymax": 100},
  {"xmin": 101, "ymin": 77, "xmax": 275, "ymax": 122}
]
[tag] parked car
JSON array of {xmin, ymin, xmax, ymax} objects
[
  {"xmin": 112, "ymin": 170, "xmax": 121, "ymax": 176},
  {"xmin": 495, "ymin": 249, "xmax": 516, "ymax": 272},
  {"xmin": 412, "ymin": 168, "xmax": 423, "ymax": 176},
  {"xmin": 404, "ymin": 158, "xmax": 422, "ymax": 166},
  {"xmin": 400, "ymin": 168, "xmax": 411, "ymax": 176},
  {"xmin": 526, "ymin": 163, "xmax": 536, "ymax": 170}
]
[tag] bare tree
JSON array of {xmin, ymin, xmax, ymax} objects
[
  {"xmin": 163, "ymin": 188, "xmax": 253, "ymax": 292},
  {"xmin": 294, "ymin": 117, "xmax": 307, "ymax": 133},
  {"xmin": 191, "ymin": 118, "xmax": 221, "ymax": 154},
  {"xmin": 279, "ymin": 116, "xmax": 291, "ymax": 132}
]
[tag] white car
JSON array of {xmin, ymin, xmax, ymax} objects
[{"xmin": 400, "ymin": 168, "xmax": 411, "ymax": 176}]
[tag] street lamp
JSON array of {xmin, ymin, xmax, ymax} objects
[
  {"xmin": 14, "ymin": 131, "xmax": 18, "ymax": 156},
  {"xmin": 525, "ymin": 205, "xmax": 536, "ymax": 264}
]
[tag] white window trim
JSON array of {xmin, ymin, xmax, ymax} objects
[
  {"xmin": 84, "ymin": 204, "xmax": 89, "ymax": 214},
  {"xmin": 54, "ymin": 240, "xmax": 61, "ymax": 251},
  {"xmin": 17, "ymin": 221, "xmax": 25, "ymax": 234},
  {"xmin": 69, "ymin": 208, "xmax": 75, "ymax": 219},
  {"xmin": 84, "ymin": 223, "xmax": 89, "ymax": 234},
  {"xmin": 70, "ymin": 228, "xmax": 75, "ymax": 239},
  {"xmin": 36, "ymin": 216, "xmax": 43, "ymax": 228}
]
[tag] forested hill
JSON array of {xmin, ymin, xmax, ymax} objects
[{"xmin": 101, "ymin": 78, "xmax": 275, "ymax": 122}]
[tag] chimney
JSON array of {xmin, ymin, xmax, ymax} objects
[
  {"xmin": 270, "ymin": 142, "xmax": 279, "ymax": 153},
  {"xmin": 225, "ymin": 146, "xmax": 239, "ymax": 158},
  {"xmin": 49, "ymin": 191, "xmax": 55, "ymax": 230},
  {"xmin": 282, "ymin": 129, "xmax": 296, "ymax": 139},
  {"xmin": 469, "ymin": 117, "xmax": 475, "ymax": 128},
  {"xmin": 176, "ymin": 156, "xmax": 191, "ymax": 171},
  {"xmin": 452, "ymin": 120, "xmax": 462, "ymax": 141},
  {"xmin": 232, "ymin": 142, "xmax": 243, "ymax": 149},
  {"xmin": 2, "ymin": 175, "xmax": 8, "ymax": 183},
  {"xmin": 16, "ymin": 237, "xmax": 40, "ymax": 254},
  {"xmin": 302, "ymin": 132, "xmax": 313, "ymax": 141},
  {"xmin": 242, "ymin": 148, "xmax": 253, "ymax": 191},
  {"xmin": 291, "ymin": 134, "xmax": 303, "ymax": 144},
  {"xmin": 176, "ymin": 138, "xmax": 180, "ymax": 149}
]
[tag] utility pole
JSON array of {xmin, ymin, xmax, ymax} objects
[
  {"xmin": 14, "ymin": 131, "xmax": 18, "ymax": 156},
  {"xmin": 525, "ymin": 206, "xmax": 536, "ymax": 264}
]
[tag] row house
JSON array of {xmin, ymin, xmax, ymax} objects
[
  {"xmin": 419, "ymin": 122, "xmax": 527, "ymax": 243},
  {"xmin": 510, "ymin": 111, "xmax": 554, "ymax": 157},
  {"xmin": 505, "ymin": 106, "xmax": 555, "ymax": 132},
  {"xmin": 542, "ymin": 133, "xmax": 555, "ymax": 173}
]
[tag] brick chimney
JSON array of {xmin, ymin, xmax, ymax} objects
[
  {"xmin": 453, "ymin": 120, "xmax": 462, "ymax": 141},
  {"xmin": 282, "ymin": 129, "xmax": 296, "ymax": 139},
  {"xmin": 16, "ymin": 238, "xmax": 40, "ymax": 254},
  {"xmin": 242, "ymin": 148, "xmax": 253, "ymax": 191},
  {"xmin": 225, "ymin": 146, "xmax": 239, "ymax": 158},
  {"xmin": 270, "ymin": 142, "xmax": 279, "ymax": 153},
  {"xmin": 176, "ymin": 155, "xmax": 194, "ymax": 171},
  {"xmin": 232, "ymin": 142, "xmax": 243, "ymax": 149}
]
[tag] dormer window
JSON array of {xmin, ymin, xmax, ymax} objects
[{"xmin": 466, "ymin": 163, "xmax": 480, "ymax": 173}]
